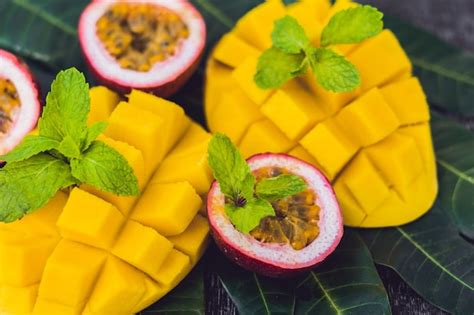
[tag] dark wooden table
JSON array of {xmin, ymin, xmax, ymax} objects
[{"xmin": 205, "ymin": 1, "xmax": 473, "ymax": 314}]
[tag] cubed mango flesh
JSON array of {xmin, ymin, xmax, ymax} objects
[
  {"xmin": 168, "ymin": 215, "xmax": 210, "ymax": 264},
  {"xmin": 0, "ymin": 284, "xmax": 38, "ymax": 314},
  {"xmin": 88, "ymin": 86, "xmax": 120, "ymax": 125},
  {"xmin": 232, "ymin": 57, "xmax": 273, "ymax": 105},
  {"xmin": 151, "ymin": 250, "xmax": 191, "ymax": 287},
  {"xmin": 214, "ymin": 32, "xmax": 261, "ymax": 68}
]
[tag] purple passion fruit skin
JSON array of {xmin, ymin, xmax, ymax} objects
[{"xmin": 207, "ymin": 153, "xmax": 344, "ymax": 278}]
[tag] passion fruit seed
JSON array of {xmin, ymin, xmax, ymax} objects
[
  {"xmin": 96, "ymin": 3, "xmax": 190, "ymax": 72},
  {"xmin": 0, "ymin": 78, "xmax": 20, "ymax": 136},
  {"xmin": 251, "ymin": 167, "xmax": 320, "ymax": 250}
]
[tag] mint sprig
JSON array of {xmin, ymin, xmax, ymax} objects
[
  {"xmin": 0, "ymin": 68, "xmax": 139, "ymax": 222},
  {"xmin": 208, "ymin": 133, "xmax": 307, "ymax": 234},
  {"xmin": 254, "ymin": 5, "xmax": 383, "ymax": 92}
]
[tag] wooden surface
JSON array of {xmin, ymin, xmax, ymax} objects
[{"xmin": 205, "ymin": 1, "xmax": 473, "ymax": 314}]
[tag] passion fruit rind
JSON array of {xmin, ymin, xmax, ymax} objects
[
  {"xmin": 79, "ymin": 0, "xmax": 206, "ymax": 97},
  {"xmin": 207, "ymin": 153, "xmax": 344, "ymax": 277}
]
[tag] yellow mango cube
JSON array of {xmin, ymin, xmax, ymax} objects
[
  {"xmin": 57, "ymin": 188, "xmax": 125, "ymax": 250},
  {"xmin": 261, "ymin": 81, "xmax": 327, "ymax": 140},
  {"xmin": 300, "ymin": 120, "xmax": 358, "ymax": 180},
  {"xmin": 347, "ymin": 30, "xmax": 412, "ymax": 90},
  {"xmin": 87, "ymin": 257, "xmax": 146, "ymax": 315},
  {"xmin": 133, "ymin": 279, "xmax": 167, "ymax": 313},
  {"xmin": 151, "ymin": 150, "xmax": 213, "ymax": 195},
  {"xmin": 232, "ymin": 57, "xmax": 273, "ymax": 105},
  {"xmin": 333, "ymin": 181, "xmax": 367, "ymax": 226},
  {"xmin": 88, "ymin": 86, "xmax": 120, "ymax": 125},
  {"xmin": 105, "ymin": 101, "xmax": 166, "ymax": 175},
  {"xmin": 169, "ymin": 122, "xmax": 211, "ymax": 158},
  {"xmin": 128, "ymin": 90, "xmax": 190, "ymax": 154},
  {"xmin": 168, "ymin": 215, "xmax": 210, "ymax": 264},
  {"xmin": 131, "ymin": 182, "xmax": 202, "ymax": 236},
  {"xmin": 214, "ymin": 32, "xmax": 261, "ymax": 68},
  {"xmin": 112, "ymin": 221, "xmax": 173, "ymax": 277},
  {"xmin": 234, "ymin": 0, "xmax": 286, "ymax": 50},
  {"xmin": 335, "ymin": 88, "xmax": 400, "ymax": 146},
  {"xmin": 398, "ymin": 124, "xmax": 437, "ymax": 177},
  {"xmin": 151, "ymin": 250, "xmax": 191, "ymax": 287},
  {"xmin": 33, "ymin": 299, "xmax": 83, "ymax": 315},
  {"xmin": 0, "ymin": 284, "xmax": 38, "ymax": 314},
  {"xmin": 287, "ymin": 2, "xmax": 325, "ymax": 42},
  {"xmin": 380, "ymin": 77, "xmax": 430, "ymax": 125},
  {"xmin": 38, "ymin": 240, "xmax": 107, "ymax": 307},
  {"xmin": 210, "ymin": 87, "xmax": 264, "ymax": 143},
  {"xmin": 205, "ymin": 59, "xmax": 234, "ymax": 119},
  {"xmin": 288, "ymin": 146, "xmax": 329, "ymax": 177}
]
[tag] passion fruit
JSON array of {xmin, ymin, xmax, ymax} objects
[
  {"xmin": 207, "ymin": 153, "xmax": 343, "ymax": 277},
  {"xmin": 78, "ymin": 0, "xmax": 206, "ymax": 97},
  {"xmin": 0, "ymin": 49, "xmax": 40, "ymax": 155}
]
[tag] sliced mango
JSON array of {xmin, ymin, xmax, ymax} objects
[
  {"xmin": 168, "ymin": 215, "xmax": 210, "ymax": 264},
  {"xmin": 214, "ymin": 32, "xmax": 261, "ymax": 68},
  {"xmin": 232, "ymin": 57, "xmax": 273, "ymax": 105},
  {"xmin": 88, "ymin": 86, "xmax": 120, "ymax": 125},
  {"xmin": 151, "ymin": 250, "xmax": 191, "ymax": 287},
  {"xmin": 0, "ymin": 284, "xmax": 38, "ymax": 314}
]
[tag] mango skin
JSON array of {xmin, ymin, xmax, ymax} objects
[
  {"xmin": 0, "ymin": 87, "xmax": 211, "ymax": 314},
  {"xmin": 205, "ymin": 0, "xmax": 438, "ymax": 228}
]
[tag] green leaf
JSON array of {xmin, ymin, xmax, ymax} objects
[
  {"xmin": 71, "ymin": 141, "xmax": 139, "ymax": 196},
  {"xmin": 256, "ymin": 174, "xmax": 307, "ymax": 202},
  {"xmin": 139, "ymin": 264, "xmax": 205, "ymax": 315},
  {"xmin": 254, "ymin": 47, "xmax": 306, "ymax": 89},
  {"xmin": 207, "ymin": 133, "xmax": 255, "ymax": 203},
  {"xmin": 38, "ymin": 68, "xmax": 90, "ymax": 145},
  {"xmin": 321, "ymin": 5, "xmax": 384, "ymax": 47},
  {"xmin": 309, "ymin": 48, "xmax": 360, "ymax": 92},
  {"xmin": 360, "ymin": 203, "xmax": 474, "ymax": 314},
  {"xmin": 0, "ymin": 135, "xmax": 59, "ymax": 163},
  {"xmin": 431, "ymin": 112, "xmax": 474, "ymax": 239},
  {"xmin": 225, "ymin": 198, "xmax": 275, "ymax": 234},
  {"xmin": 0, "ymin": 0, "xmax": 87, "ymax": 70},
  {"xmin": 271, "ymin": 15, "xmax": 309, "ymax": 54},
  {"xmin": 58, "ymin": 135, "xmax": 81, "ymax": 159},
  {"xmin": 295, "ymin": 230, "xmax": 390, "ymax": 314},
  {"xmin": 0, "ymin": 154, "xmax": 72, "ymax": 222},
  {"xmin": 385, "ymin": 15, "xmax": 474, "ymax": 116},
  {"xmin": 82, "ymin": 121, "xmax": 108, "ymax": 151}
]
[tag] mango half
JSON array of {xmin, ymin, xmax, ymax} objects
[
  {"xmin": 0, "ymin": 87, "xmax": 212, "ymax": 315},
  {"xmin": 205, "ymin": 0, "xmax": 438, "ymax": 227}
]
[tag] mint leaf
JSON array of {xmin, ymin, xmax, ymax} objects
[
  {"xmin": 0, "ymin": 154, "xmax": 72, "ymax": 222},
  {"xmin": 321, "ymin": 5, "xmax": 383, "ymax": 47},
  {"xmin": 58, "ymin": 135, "xmax": 81, "ymax": 159},
  {"xmin": 272, "ymin": 15, "xmax": 309, "ymax": 54},
  {"xmin": 255, "ymin": 47, "xmax": 306, "ymax": 89},
  {"xmin": 71, "ymin": 141, "xmax": 139, "ymax": 196},
  {"xmin": 38, "ymin": 68, "xmax": 90, "ymax": 145},
  {"xmin": 208, "ymin": 133, "xmax": 255, "ymax": 203},
  {"xmin": 309, "ymin": 48, "xmax": 360, "ymax": 92},
  {"xmin": 256, "ymin": 174, "xmax": 307, "ymax": 202},
  {"xmin": 225, "ymin": 198, "xmax": 275, "ymax": 234},
  {"xmin": 82, "ymin": 121, "xmax": 108, "ymax": 150},
  {"xmin": 0, "ymin": 136, "xmax": 59, "ymax": 163}
]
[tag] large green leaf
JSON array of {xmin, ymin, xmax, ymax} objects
[
  {"xmin": 359, "ymin": 203, "xmax": 474, "ymax": 314},
  {"xmin": 385, "ymin": 16, "xmax": 474, "ymax": 116},
  {"xmin": 431, "ymin": 112, "xmax": 474, "ymax": 239},
  {"xmin": 0, "ymin": 0, "xmax": 87, "ymax": 70},
  {"xmin": 211, "ymin": 231, "xmax": 390, "ymax": 315},
  {"xmin": 139, "ymin": 265, "xmax": 205, "ymax": 315}
]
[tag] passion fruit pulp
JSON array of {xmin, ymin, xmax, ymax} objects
[
  {"xmin": 207, "ymin": 153, "xmax": 343, "ymax": 277},
  {"xmin": 79, "ymin": 0, "xmax": 206, "ymax": 97},
  {"xmin": 0, "ymin": 49, "xmax": 40, "ymax": 155}
]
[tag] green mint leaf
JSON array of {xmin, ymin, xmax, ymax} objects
[
  {"xmin": 0, "ymin": 135, "xmax": 59, "ymax": 163},
  {"xmin": 256, "ymin": 174, "xmax": 307, "ymax": 202},
  {"xmin": 82, "ymin": 121, "xmax": 108, "ymax": 151},
  {"xmin": 272, "ymin": 15, "xmax": 309, "ymax": 54},
  {"xmin": 70, "ymin": 141, "xmax": 139, "ymax": 196},
  {"xmin": 208, "ymin": 133, "xmax": 255, "ymax": 203},
  {"xmin": 38, "ymin": 68, "xmax": 90, "ymax": 145},
  {"xmin": 309, "ymin": 48, "xmax": 360, "ymax": 92},
  {"xmin": 321, "ymin": 5, "xmax": 383, "ymax": 47},
  {"xmin": 0, "ymin": 154, "xmax": 72, "ymax": 222},
  {"xmin": 255, "ymin": 47, "xmax": 306, "ymax": 89},
  {"xmin": 58, "ymin": 135, "xmax": 82, "ymax": 159},
  {"xmin": 225, "ymin": 198, "xmax": 275, "ymax": 234}
]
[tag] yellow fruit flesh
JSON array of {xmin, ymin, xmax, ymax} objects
[
  {"xmin": 96, "ymin": 3, "xmax": 189, "ymax": 72},
  {"xmin": 205, "ymin": 0, "xmax": 437, "ymax": 227},
  {"xmin": 0, "ymin": 87, "xmax": 210, "ymax": 314},
  {"xmin": 0, "ymin": 78, "xmax": 20, "ymax": 137}
]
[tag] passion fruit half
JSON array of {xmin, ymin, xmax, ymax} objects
[
  {"xmin": 0, "ymin": 49, "xmax": 40, "ymax": 155},
  {"xmin": 78, "ymin": 0, "xmax": 206, "ymax": 97},
  {"xmin": 207, "ymin": 153, "xmax": 343, "ymax": 277}
]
